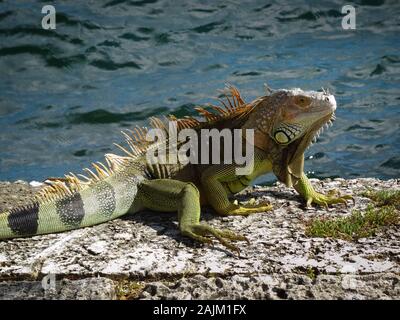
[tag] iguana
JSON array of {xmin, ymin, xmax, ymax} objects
[{"xmin": 0, "ymin": 86, "xmax": 352, "ymax": 253}]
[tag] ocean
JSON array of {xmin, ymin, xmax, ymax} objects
[{"xmin": 0, "ymin": 0, "xmax": 399, "ymax": 184}]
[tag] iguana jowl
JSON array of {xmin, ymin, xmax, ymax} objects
[{"xmin": 0, "ymin": 86, "xmax": 352, "ymax": 253}]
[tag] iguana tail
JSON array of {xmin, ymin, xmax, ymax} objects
[{"xmin": 0, "ymin": 173, "xmax": 143, "ymax": 240}]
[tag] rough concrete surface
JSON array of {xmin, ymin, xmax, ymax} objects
[{"xmin": 0, "ymin": 178, "xmax": 399, "ymax": 300}]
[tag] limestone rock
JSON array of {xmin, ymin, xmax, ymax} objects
[{"xmin": 0, "ymin": 178, "xmax": 399, "ymax": 299}]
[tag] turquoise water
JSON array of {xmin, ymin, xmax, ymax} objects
[{"xmin": 0, "ymin": 0, "xmax": 399, "ymax": 183}]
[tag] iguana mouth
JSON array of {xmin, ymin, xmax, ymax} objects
[
  {"xmin": 311, "ymin": 112, "xmax": 336, "ymax": 144},
  {"xmin": 309, "ymin": 112, "xmax": 336, "ymax": 145}
]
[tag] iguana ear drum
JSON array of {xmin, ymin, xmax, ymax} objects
[
  {"xmin": 274, "ymin": 131, "xmax": 290, "ymax": 144},
  {"xmin": 273, "ymin": 123, "xmax": 303, "ymax": 144}
]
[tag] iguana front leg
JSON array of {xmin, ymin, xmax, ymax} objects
[
  {"xmin": 294, "ymin": 173, "xmax": 353, "ymax": 208},
  {"xmin": 200, "ymin": 164, "xmax": 273, "ymax": 216},
  {"xmin": 137, "ymin": 179, "xmax": 248, "ymax": 254}
]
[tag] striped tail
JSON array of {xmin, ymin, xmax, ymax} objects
[
  {"xmin": 0, "ymin": 203, "xmax": 41, "ymax": 239},
  {"xmin": 0, "ymin": 176, "xmax": 142, "ymax": 240}
]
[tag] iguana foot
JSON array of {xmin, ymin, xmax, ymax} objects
[
  {"xmin": 220, "ymin": 201, "xmax": 273, "ymax": 216},
  {"xmin": 181, "ymin": 223, "xmax": 249, "ymax": 255},
  {"xmin": 305, "ymin": 190, "xmax": 354, "ymax": 208}
]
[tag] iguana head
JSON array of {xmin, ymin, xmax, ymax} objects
[
  {"xmin": 255, "ymin": 88, "xmax": 336, "ymax": 145},
  {"xmin": 247, "ymin": 87, "xmax": 337, "ymax": 186}
]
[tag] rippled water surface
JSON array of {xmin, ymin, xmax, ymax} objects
[{"xmin": 0, "ymin": 0, "xmax": 399, "ymax": 183}]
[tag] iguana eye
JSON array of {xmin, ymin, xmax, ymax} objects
[{"xmin": 294, "ymin": 96, "xmax": 311, "ymax": 108}]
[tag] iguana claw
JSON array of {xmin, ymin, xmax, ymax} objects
[
  {"xmin": 181, "ymin": 223, "xmax": 249, "ymax": 255},
  {"xmin": 221, "ymin": 202, "xmax": 273, "ymax": 216},
  {"xmin": 305, "ymin": 192, "xmax": 354, "ymax": 208}
]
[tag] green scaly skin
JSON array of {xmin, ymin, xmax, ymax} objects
[{"xmin": 0, "ymin": 86, "xmax": 352, "ymax": 254}]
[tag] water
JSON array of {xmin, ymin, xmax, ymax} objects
[{"xmin": 0, "ymin": 0, "xmax": 399, "ymax": 184}]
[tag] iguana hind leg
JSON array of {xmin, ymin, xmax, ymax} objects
[{"xmin": 137, "ymin": 179, "xmax": 248, "ymax": 254}]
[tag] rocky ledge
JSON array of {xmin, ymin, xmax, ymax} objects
[{"xmin": 0, "ymin": 178, "xmax": 399, "ymax": 300}]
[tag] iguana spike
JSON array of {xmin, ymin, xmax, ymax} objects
[
  {"xmin": 264, "ymin": 83, "xmax": 274, "ymax": 95},
  {"xmin": 39, "ymin": 179, "xmax": 76, "ymax": 199},
  {"xmin": 77, "ymin": 173, "xmax": 92, "ymax": 183},
  {"xmin": 130, "ymin": 141, "xmax": 143, "ymax": 155},
  {"xmin": 121, "ymin": 130, "xmax": 133, "ymax": 142},
  {"xmin": 64, "ymin": 173, "xmax": 83, "ymax": 191},
  {"xmin": 104, "ymin": 156, "xmax": 112, "ymax": 170},
  {"xmin": 69, "ymin": 172, "xmax": 80, "ymax": 180},
  {"xmin": 63, "ymin": 183, "xmax": 73, "ymax": 196},
  {"xmin": 138, "ymin": 126, "xmax": 146, "ymax": 136},
  {"xmin": 125, "ymin": 128, "xmax": 139, "ymax": 142},
  {"xmin": 149, "ymin": 117, "xmax": 158, "ymax": 129},
  {"xmin": 150, "ymin": 117, "xmax": 167, "ymax": 131},
  {"xmin": 135, "ymin": 126, "xmax": 147, "ymax": 140},
  {"xmin": 229, "ymin": 86, "xmax": 245, "ymax": 106},
  {"xmin": 96, "ymin": 162, "xmax": 112, "ymax": 175},
  {"xmin": 105, "ymin": 153, "xmax": 129, "ymax": 168},
  {"xmin": 113, "ymin": 143, "xmax": 136, "ymax": 158},
  {"xmin": 133, "ymin": 143, "xmax": 143, "ymax": 155},
  {"xmin": 48, "ymin": 183, "xmax": 65, "ymax": 196},
  {"xmin": 121, "ymin": 131, "xmax": 141, "ymax": 154},
  {"xmin": 181, "ymin": 119, "xmax": 191, "ymax": 127},
  {"xmin": 229, "ymin": 94, "xmax": 239, "ymax": 109},
  {"xmin": 65, "ymin": 172, "xmax": 76, "ymax": 182},
  {"xmin": 217, "ymin": 99, "xmax": 232, "ymax": 113},
  {"xmin": 83, "ymin": 167, "xmax": 101, "ymax": 181},
  {"xmin": 154, "ymin": 117, "xmax": 164, "ymax": 129},
  {"xmin": 184, "ymin": 116, "xmax": 200, "ymax": 126},
  {"xmin": 124, "ymin": 139, "xmax": 135, "ymax": 153},
  {"xmin": 194, "ymin": 107, "xmax": 213, "ymax": 117},
  {"xmin": 211, "ymin": 105, "xmax": 228, "ymax": 115},
  {"xmin": 224, "ymin": 95, "xmax": 235, "ymax": 110},
  {"xmin": 92, "ymin": 162, "xmax": 108, "ymax": 178}
]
